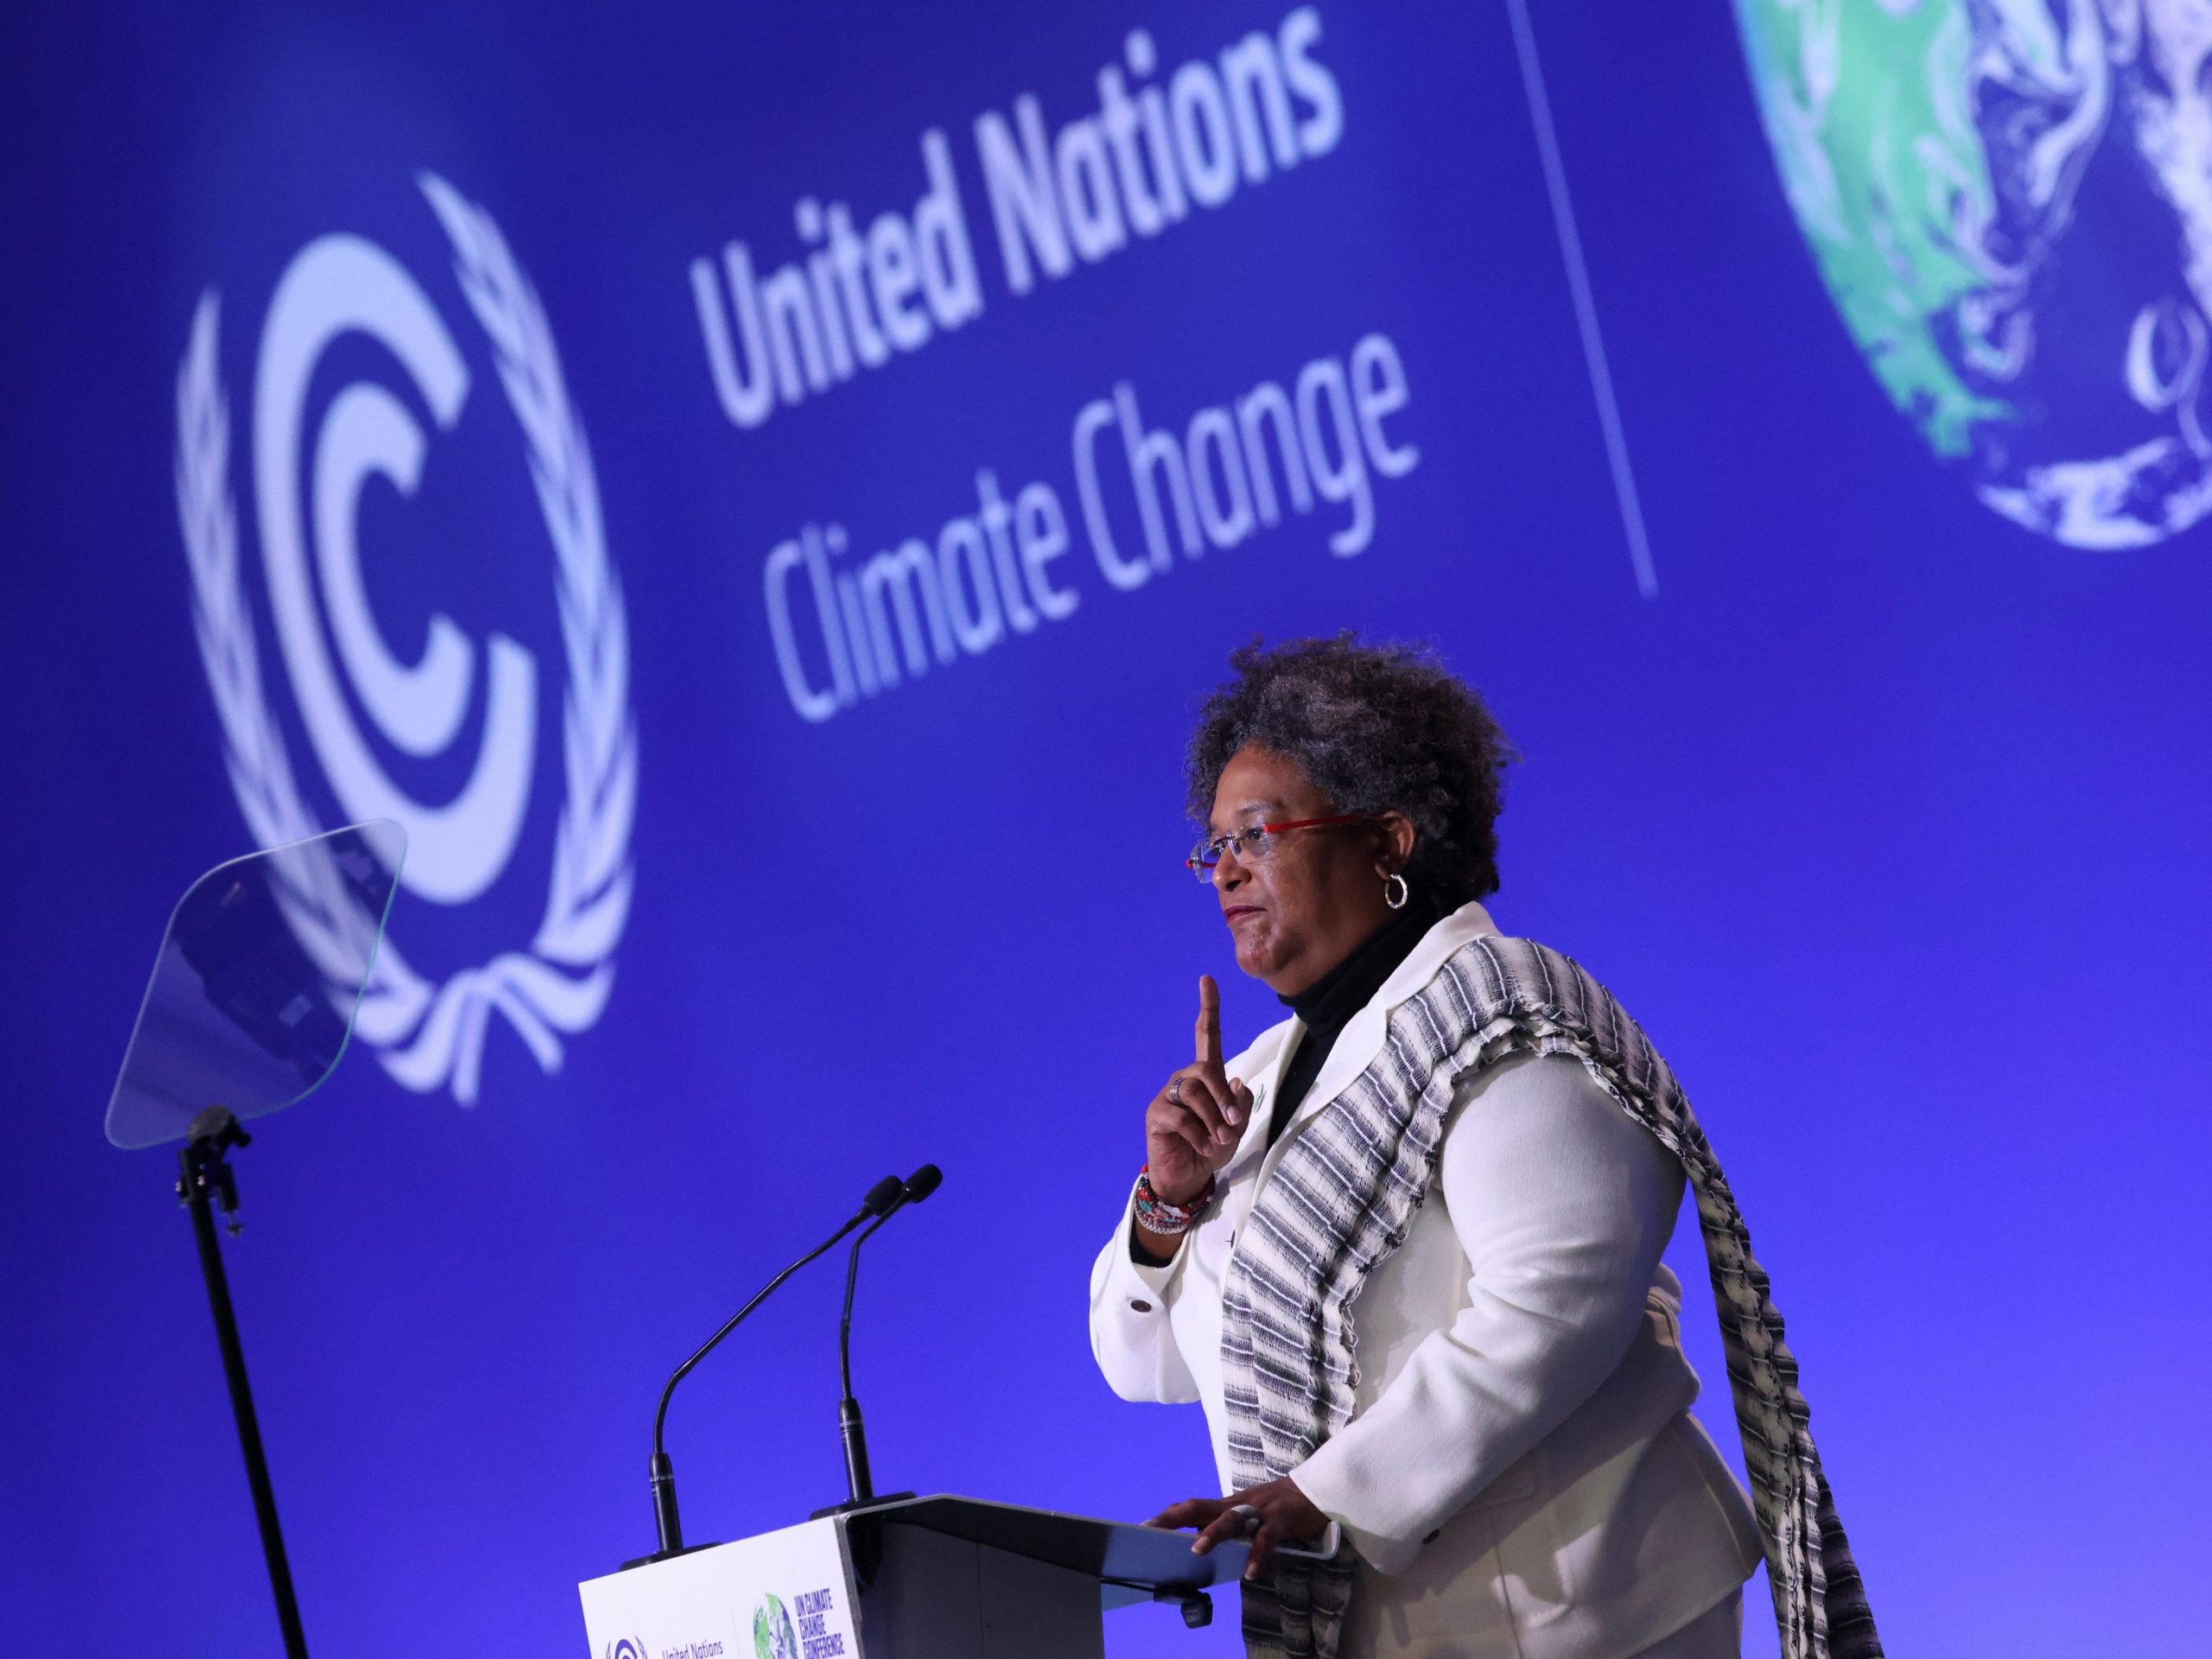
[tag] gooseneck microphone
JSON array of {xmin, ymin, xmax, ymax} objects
[
  {"xmin": 833, "ymin": 1163, "xmax": 943, "ymax": 1510},
  {"xmin": 632, "ymin": 1173, "xmax": 905, "ymax": 1568}
]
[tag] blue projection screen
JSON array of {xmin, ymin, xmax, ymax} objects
[{"xmin": 2, "ymin": 4, "xmax": 2208, "ymax": 1656}]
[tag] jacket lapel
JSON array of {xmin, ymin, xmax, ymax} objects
[
  {"xmin": 1221, "ymin": 1022, "xmax": 1300, "ymax": 1186},
  {"xmin": 1247, "ymin": 900, "xmax": 1499, "ymax": 1201}
]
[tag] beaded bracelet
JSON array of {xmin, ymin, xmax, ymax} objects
[{"xmin": 1134, "ymin": 1165, "xmax": 1216, "ymax": 1235}]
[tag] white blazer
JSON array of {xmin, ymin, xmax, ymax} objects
[{"xmin": 1090, "ymin": 903, "xmax": 1763, "ymax": 1659}]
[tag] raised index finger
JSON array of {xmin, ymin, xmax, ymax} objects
[{"xmin": 1196, "ymin": 974, "xmax": 1223, "ymax": 1069}]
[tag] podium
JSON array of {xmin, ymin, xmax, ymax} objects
[{"xmin": 579, "ymin": 1494, "xmax": 1252, "ymax": 1658}]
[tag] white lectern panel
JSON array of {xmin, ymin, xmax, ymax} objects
[{"xmin": 580, "ymin": 1518, "xmax": 861, "ymax": 1659}]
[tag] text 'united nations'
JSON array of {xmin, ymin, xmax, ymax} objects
[{"xmin": 690, "ymin": 8, "xmax": 1342, "ymax": 430}]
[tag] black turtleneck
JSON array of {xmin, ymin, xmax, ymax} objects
[{"xmin": 1268, "ymin": 893, "xmax": 1454, "ymax": 1146}]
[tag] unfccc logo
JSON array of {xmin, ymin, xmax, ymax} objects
[{"xmin": 173, "ymin": 173, "xmax": 637, "ymax": 1103}]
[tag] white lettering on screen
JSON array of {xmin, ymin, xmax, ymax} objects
[
  {"xmin": 693, "ymin": 7, "xmax": 1343, "ymax": 431},
  {"xmin": 763, "ymin": 331, "xmax": 1419, "ymax": 722}
]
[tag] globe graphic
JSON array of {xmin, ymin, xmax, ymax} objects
[
  {"xmin": 753, "ymin": 1595, "xmax": 799, "ymax": 1659},
  {"xmin": 1733, "ymin": 0, "xmax": 2212, "ymax": 548}
]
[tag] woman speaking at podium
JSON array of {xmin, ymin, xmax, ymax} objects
[{"xmin": 1090, "ymin": 639, "xmax": 1878, "ymax": 1659}]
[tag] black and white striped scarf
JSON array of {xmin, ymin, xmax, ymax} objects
[{"xmin": 1220, "ymin": 934, "xmax": 1880, "ymax": 1659}]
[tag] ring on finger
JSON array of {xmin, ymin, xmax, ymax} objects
[
  {"xmin": 1168, "ymin": 1077, "xmax": 1185, "ymax": 1105},
  {"xmin": 1230, "ymin": 1503, "xmax": 1260, "ymax": 1534}
]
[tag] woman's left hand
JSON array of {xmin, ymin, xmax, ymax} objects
[{"xmin": 1146, "ymin": 1478, "xmax": 1332, "ymax": 1578}]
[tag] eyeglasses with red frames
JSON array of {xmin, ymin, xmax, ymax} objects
[{"xmin": 1185, "ymin": 814, "xmax": 1376, "ymax": 881}]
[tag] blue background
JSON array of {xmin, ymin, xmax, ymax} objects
[{"xmin": 3, "ymin": 3, "xmax": 2207, "ymax": 1656}]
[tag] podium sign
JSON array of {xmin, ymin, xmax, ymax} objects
[{"xmin": 581, "ymin": 1519, "xmax": 861, "ymax": 1659}]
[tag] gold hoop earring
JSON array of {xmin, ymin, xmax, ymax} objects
[{"xmin": 1382, "ymin": 872, "xmax": 1409, "ymax": 911}]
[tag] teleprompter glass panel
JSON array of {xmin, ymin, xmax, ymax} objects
[{"xmin": 105, "ymin": 822, "xmax": 404, "ymax": 1150}]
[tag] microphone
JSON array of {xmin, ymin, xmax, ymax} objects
[
  {"xmin": 830, "ymin": 1164, "xmax": 942, "ymax": 1512},
  {"xmin": 630, "ymin": 1173, "xmax": 904, "ymax": 1568}
]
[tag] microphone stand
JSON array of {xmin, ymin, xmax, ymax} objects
[
  {"xmin": 833, "ymin": 1205, "xmax": 899, "ymax": 1509},
  {"xmin": 816, "ymin": 1164, "xmax": 940, "ymax": 1517},
  {"xmin": 628, "ymin": 1176, "xmax": 901, "ymax": 1570}
]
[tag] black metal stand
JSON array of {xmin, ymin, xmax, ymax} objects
[
  {"xmin": 804, "ymin": 1200, "xmax": 920, "ymax": 1523},
  {"xmin": 807, "ymin": 1397, "xmax": 914, "ymax": 1521},
  {"xmin": 177, "ymin": 1106, "xmax": 308, "ymax": 1659}
]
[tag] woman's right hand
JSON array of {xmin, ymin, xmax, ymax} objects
[{"xmin": 1143, "ymin": 974, "xmax": 1253, "ymax": 1206}]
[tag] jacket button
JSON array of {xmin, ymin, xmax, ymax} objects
[{"xmin": 1129, "ymin": 1299, "xmax": 1154, "ymax": 1313}]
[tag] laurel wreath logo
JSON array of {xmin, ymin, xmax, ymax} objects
[{"xmin": 174, "ymin": 172, "xmax": 637, "ymax": 1104}]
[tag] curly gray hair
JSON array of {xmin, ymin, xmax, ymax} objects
[{"xmin": 1185, "ymin": 635, "xmax": 1517, "ymax": 900}]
